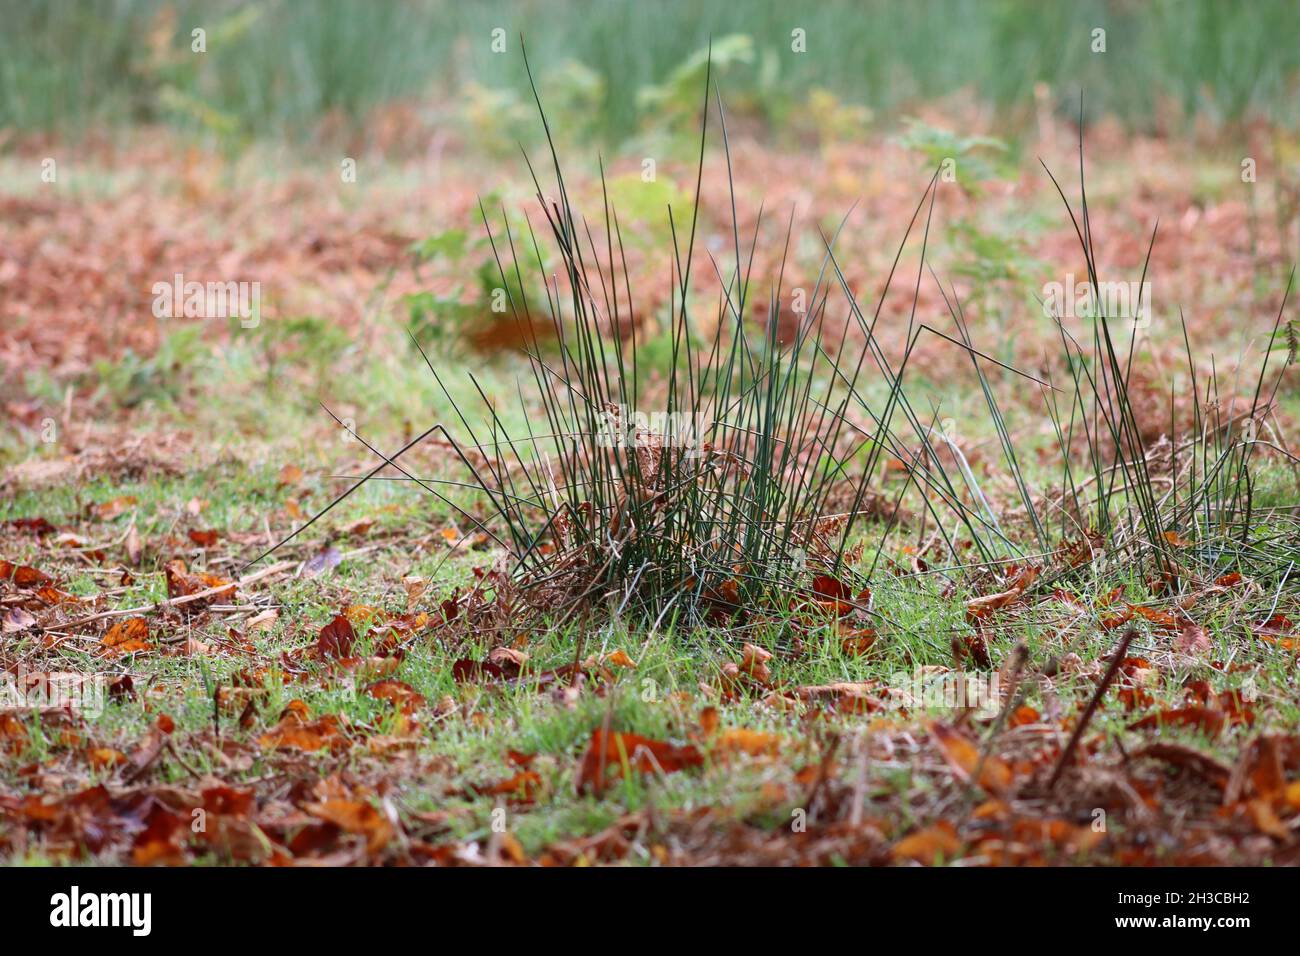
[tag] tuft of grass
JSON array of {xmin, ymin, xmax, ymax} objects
[
  {"xmin": 411, "ymin": 48, "xmax": 946, "ymax": 626},
  {"xmin": 268, "ymin": 52, "xmax": 1300, "ymax": 651}
]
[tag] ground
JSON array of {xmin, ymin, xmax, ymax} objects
[{"xmin": 3, "ymin": 104, "xmax": 1300, "ymax": 866}]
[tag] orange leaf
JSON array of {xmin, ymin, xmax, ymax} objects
[
  {"xmin": 131, "ymin": 806, "xmax": 187, "ymax": 865},
  {"xmin": 715, "ymin": 728, "xmax": 781, "ymax": 757},
  {"xmin": 86, "ymin": 747, "xmax": 128, "ymax": 769},
  {"xmin": 604, "ymin": 649, "xmax": 637, "ymax": 669},
  {"xmin": 1008, "ymin": 705, "xmax": 1041, "ymax": 726},
  {"xmin": 1127, "ymin": 707, "xmax": 1225, "ymax": 737},
  {"xmin": 366, "ymin": 679, "xmax": 425, "ymax": 713},
  {"xmin": 1246, "ymin": 798, "xmax": 1289, "ymax": 839},
  {"xmin": 738, "ymin": 642, "xmax": 773, "ymax": 685},
  {"xmin": 576, "ymin": 729, "xmax": 701, "ymax": 795},
  {"xmin": 1246, "ymin": 736, "xmax": 1285, "ymax": 802},
  {"xmin": 304, "ymin": 798, "xmax": 394, "ymax": 852},
  {"xmin": 964, "ymin": 565, "xmax": 1039, "ymax": 623},
  {"xmin": 1284, "ymin": 781, "xmax": 1300, "ymax": 810},
  {"xmin": 840, "ymin": 628, "xmax": 878, "ymax": 657},
  {"xmin": 91, "ymin": 495, "xmax": 138, "ymax": 520},
  {"xmin": 698, "ymin": 706, "xmax": 720, "ymax": 737},
  {"xmin": 258, "ymin": 712, "xmax": 342, "ymax": 752},
  {"xmin": 474, "ymin": 770, "xmax": 543, "ymax": 803},
  {"xmin": 929, "ymin": 721, "xmax": 1013, "ymax": 795},
  {"xmin": 810, "ymin": 574, "xmax": 851, "ymax": 601},
  {"xmin": 891, "ymin": 821, "xmax": 961, "ymax": 863},
  {"xmin": 0, "ymin": 560, "xmax": 53, "ymax": 588},
  {"xmin": 102, "ymin": 616, "xmax": 152, "ymax": 654},
  {"xmin": 1129, "ymin": 604, "xmax": 1177, "ymax": 629},
  {"xmin": 163, "ymin": 559, "xmax": 234, "ymax": 602}
]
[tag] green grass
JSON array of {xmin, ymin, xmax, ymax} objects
[
  {"xmin": 4, "ymin": 35, "xmax": 1300, "ymax": 864},
  {"xmin": 4, "ymin": 452, "xmax": 1297, "ymax": 863},
  {"xmin": 3, "ymin": 417, "xmax": 1295, "ymax": 870},
  {"xmin": 3, "ymin": 0, "xmax": 1299, "ymax": 143}
]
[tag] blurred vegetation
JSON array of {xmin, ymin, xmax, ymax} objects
[{"xmin": 1, "ymin": 0, "xmax": 1298, "ymax": 145}]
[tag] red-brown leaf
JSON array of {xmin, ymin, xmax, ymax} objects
[
  {"xmin": 576, "ymin": 729, "xmax": 702, "ymax": 795},
  {"xmin": 317, "ymin": 614, "xmax": 356, "ymax": 659}
]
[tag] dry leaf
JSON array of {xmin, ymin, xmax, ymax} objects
[
  {"xmin": 576, "ymin": 729, "xmax": 702, "ymax": 795},
  {"xmin": 929, "ymin": 721, "xmax": 1013, "ymax": 795},
  {"xmin": 892, "ymin": 822, "xmax": 962, "ymax": 863},
  {"xmin": 102, "ymin": 616, "xmax": 152, "ymax": 654}
]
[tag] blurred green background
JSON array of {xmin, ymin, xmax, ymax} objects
[{"xmin": 2, "ymin": 0, "xmax": 1297, "ymax": 144}]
